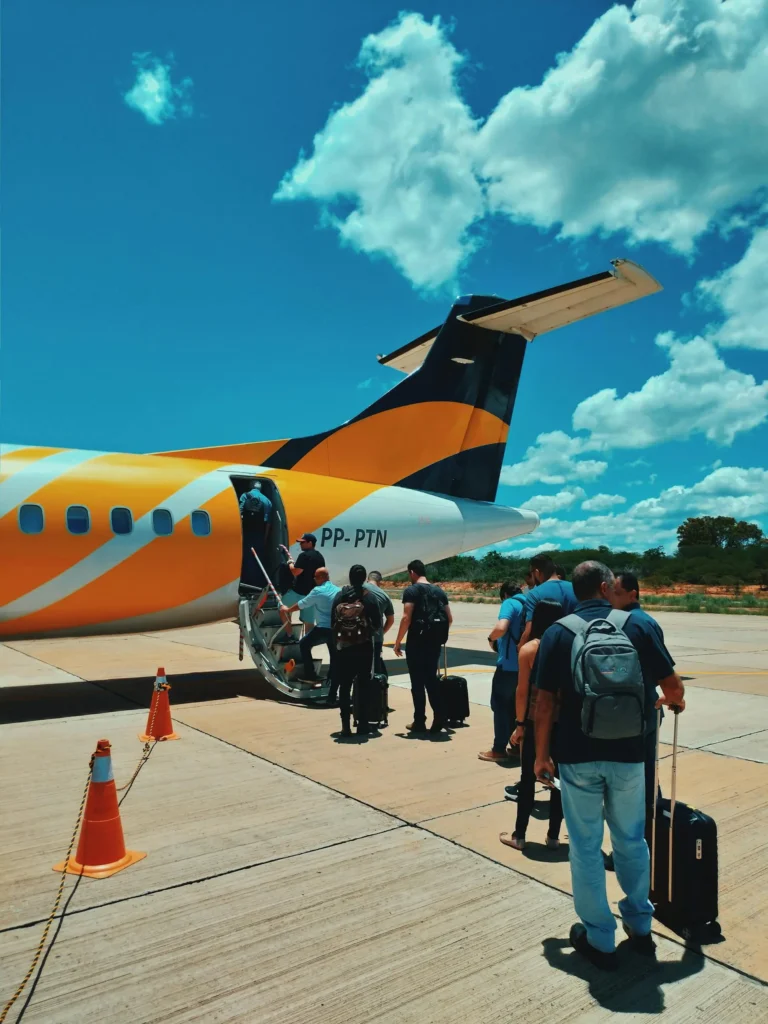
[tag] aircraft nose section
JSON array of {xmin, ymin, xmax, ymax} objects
[{"xmin": 457, "ymin": 499, "xmax": 540, "ymax": 552}]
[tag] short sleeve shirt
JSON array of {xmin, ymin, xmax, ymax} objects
[
  {"xmin": 292, "ymin": 548, "xmax": 325, "ymax": 596},
  {"xmin": 239, "ymin": 489, "xmax": 272, "ymax": 523},
  {"xmin": 524, "ymin": 579, "xmax": 577, "ymax": 622},
  {"xmin": 402, "ymin": 583, "xmax": 449, "ymax": 647},
  {"xmin": 297, "ymin": 581, "xmax": 341, "ymax": 629},
  {"xmin": 497, "ymin": 596, "xmax": 526, "ymax": 672},
  {"xmin": 363, "ymin": 582, "xmax": 394, "ymax": 642},
  {"xmin": 534, "ymin": 599, "xmax": 675, "ymax": 764}
]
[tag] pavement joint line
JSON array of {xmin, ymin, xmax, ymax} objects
[
  {"xmin": 417, "ymin": 798, "xmax": 508, "ymax": 824},
  {"xmin": 0, "ymin": 824, "xmax": 406, "ymax": 938},
  {"xmin": 682, "ymin": 726, "xmax": 768, "ymax": 751},
  {"xmin": 179, "ymin": 716, "xmax": 768, "ymax": 989}
]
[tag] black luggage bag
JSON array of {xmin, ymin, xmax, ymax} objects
[
  {"xmin": 440, "ymin": 647, "xmax": 469, "ymax": 725},
  {"xmin": 650, "ymin": 711, "xmax": 721, "ymax": 943},
  {"xmin": 353, "ymin": 673, "xmax": 389, "ymax": 729}
]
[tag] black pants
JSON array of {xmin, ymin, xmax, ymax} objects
[
  {"xmin": 515, "ymin": 720, "xmax": 564, "ymax": 840},
  {"xmin": 299, "ymin": 626, "xmax": 333, "ymax": 680},
  {"xmin": 491, "ymin": 667, "xmax": 518, "ymax": 754},
  {"xmin": 336, "ymin": 644, "xmax": 374, "ymax": 728},
  {"xmin": 406, "ymin": 642, "xmax": 443, "ymax": 725},
  {"xmin": 374, "ymin": 639, "xmax": 387, "ymax": 677},
  {"xmin": 242, "ymin": 528, "xmax": 268, "ymax": 587}
]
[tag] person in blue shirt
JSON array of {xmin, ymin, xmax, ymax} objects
[
  {"xmin": 517, "ymin": 554, "xmax": 577, "ymax": 649},
  {"xmin": 478, "ymin": 582, "xmax": 527, "ymax": 762},
  {"xmin": 533, "ymin": 561, "xmax": 686, "ymax": 970},
  {"xmin": 280, "ymin": 566, "xmax": 340, "ymax": 684},
  {"xmin": 238, "ymin": 481, "xmax": 273, "ymax": 588}
]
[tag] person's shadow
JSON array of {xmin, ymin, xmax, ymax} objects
[{"xmin": 542, "ymin": 936, "xmax": 705, "ymax": 1014}]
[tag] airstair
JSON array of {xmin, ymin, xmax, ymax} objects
[{"xmin": 237, "ymin": 588, "xmax": 330, "ymax": 700}]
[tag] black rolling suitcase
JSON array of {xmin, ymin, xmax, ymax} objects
[
  {"xmin": 353, "ymin": 672, "xmax": 389, "ymax": 729},
  {"xmin": 650, "ymin": 710, "xmax": 721, "ymax": 943},
  {"xmin": 440, "ymin": 646, "xmax": 470, "ymax": 725}
]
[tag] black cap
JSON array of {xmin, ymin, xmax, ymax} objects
[{"xmin": 297, "ymin": 533, "xmax": 317, "ymax": 544}]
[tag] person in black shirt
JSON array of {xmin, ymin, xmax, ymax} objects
[
  {"xmin": 331, "ymin": 564, "xmax": 383, "ymax": 737},
  {"xmin": 280, "ymin": 533, "xmax": 325, "ymax": 630},
  {"xmin": 394, "ymin": 559, "xmax": 452, "ymax": 733},
  {"xmin": 534, "ymin": 560, "xmax": 686, "ymax": 971}
]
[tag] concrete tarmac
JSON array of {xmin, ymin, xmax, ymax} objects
[{"xmin": 1, "ymin": 607, "xmax": 767, "ymax": 1022}]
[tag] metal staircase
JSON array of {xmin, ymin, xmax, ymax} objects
[{"xmin": 237, "ymin": 588, "xmax": 330, "ymax": 700}]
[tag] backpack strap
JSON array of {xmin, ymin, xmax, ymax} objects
[
  {"xmin": 558, "ymin": 613, "xmax": 589, "ymax": 636},
  {"xmin": 607, "ymin": 608, "xmax": 631, "ymax": 629}
]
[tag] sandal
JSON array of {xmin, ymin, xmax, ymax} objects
[{"xmin": 499, "ymin": 832, "xmax": 526, "ymax": 851}]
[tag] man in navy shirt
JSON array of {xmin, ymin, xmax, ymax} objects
[
  {"xmin": 533, "ymin": 561, "xmax": 685, "ymax": 970},
  {"xmin": 518, "ymin": 554, "xmax": 577, "ymax": 650},
  {"xmin": 479, "ymin": 582, "xmax": 526, "ymax": 762}
]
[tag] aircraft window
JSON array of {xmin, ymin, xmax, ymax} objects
[
  {"xmin": 66, "ymin": 505, "xmax": 90, "ymax": 535},
  {"xmin": 111, "ymin": 507, "xmax": 133, "ymax": 535},
  {"xmin": 19, "ymin": 504, "xmax": 44, "ymax": 534},
  {"xmin": 152, "ymin": 509, "xmax": 174, "ymax": 536},
  {"xmin": 191, "ymin": 510, "xmax": 211, "ymax": 537}
]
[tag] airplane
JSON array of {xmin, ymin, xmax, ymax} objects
[{"xmin": 0, "ymin": 259, "xmax": 661, "ymax": 696}]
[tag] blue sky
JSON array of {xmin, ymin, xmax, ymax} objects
[{"xmin": 3, "ymin": 0, "xmax": 767, "ymax": 554}]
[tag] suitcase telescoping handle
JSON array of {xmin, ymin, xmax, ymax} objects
[
  {"xmin": 443, "ymin": 644, "xmax": 448, "ymax": 680},
  {"xmin": 652, "ymin": 705, "xmax": 682, "ymax": 903}
]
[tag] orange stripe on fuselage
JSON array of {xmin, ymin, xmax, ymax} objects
[
  {"xmin": 291, "ymin": 402, "xmax": 505, "ymax": 483},
  {"xmin": 0, "ymin": 446, "xmax": 64, "ymax": 482},
  {"xmin": 0, "ymin": 452, "xmax": 211, "ymax": 605},
  {"xmin": 0, "ymin": 489, "xmax": 240, "ymax": 636}
]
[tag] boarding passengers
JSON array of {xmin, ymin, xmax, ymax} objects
[
  {"xmin": 501, "ymin": 598, "xmax": 564, "ymax": 850},
  {"xmin": 363, "ymin": 570, "xmax": 395, "ymax": 676},
  {"xmin": 331, "ymin": 565, "xmax": 383, "ymax": 737},
  {"xmin": 393, "ymin": 559, "xmax": 452, "ymax": 734},
  {"xmin": 279, "ymin": 533, "xmax": 325, "ymax": 631},
  {"xmin": 533, "ymin": 561, "xmax": 686, "ymax": 969},
  {"xmin": 279, "ymin": 566, "xmax": 340, "ymax": 686},
  {"xmin": 478, "ymin": 582, "xmax": 526, "ymax": 763},
  {"xmin": 239, "ymin": 480, "xmax": 272, "ymax": 588}
]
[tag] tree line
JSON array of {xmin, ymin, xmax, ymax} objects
[{"xmin": 394, "ymin": 517, "xmax": 768, "ymax": 589}]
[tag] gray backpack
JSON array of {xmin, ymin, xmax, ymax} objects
[{"xmin": 559, "ymin": 610, "xmax": 645, "ymax": 740}]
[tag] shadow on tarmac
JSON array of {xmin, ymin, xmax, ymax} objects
[{"xmin": 542, "ymin": 937, "xmax": 705, "ymax": 1014}]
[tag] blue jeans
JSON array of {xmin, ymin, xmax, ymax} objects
[
  {"xmin": 490, "ymin": 667, "xmax": 517, "ymax": 753},
  {"xmin": 559, "ymin": 761, "xmax": 654, "ymax": 953}
]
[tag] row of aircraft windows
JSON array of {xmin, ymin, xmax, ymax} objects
[{"xmin": 17, "ymin": 504, "xmax": 212, "ymax": 538}]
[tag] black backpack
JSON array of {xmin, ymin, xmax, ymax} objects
[{"xmin": 412, "ymin": 584, "xmax": 449, "ymax": 644}]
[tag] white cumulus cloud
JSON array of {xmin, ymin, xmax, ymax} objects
[
  {"xmin": 698, "ymin": 225, "xmax": 768, "ymax": 350},
  {"xmin": 581, "ymin": 493, "xmax": 627, "ymax": 512},
  {"xmin": 572, "ymin": 332, "xmax": 768, "ymax": 447},
  {"xmin": 500, "ymin": 431, "xmax": 607, "ymax": 487},
  {"xmin": 124, "ymin": 53, "xmax": 193, "ymax": 126},
  {"xmin": 276, "ymin": 2, "xmax": 768, "ymax": 288},
  {"xmin": 274, "ymin": 14, "xmax": 483, "ymax": 290},
  {"xmin": 522, "ymin": 487, "xmax": 586, "ymax": 514}
]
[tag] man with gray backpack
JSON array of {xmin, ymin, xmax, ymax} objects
[{"xmin": 533, "ymin": 561, "xmax": 685, "ymax": 971}]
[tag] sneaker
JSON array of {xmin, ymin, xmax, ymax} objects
[
  {"xmin": 504, "ymin": 784, "xmax": 520, "ymax": 802},
  {"xmin": 478, "ymin": 750, "xmax": 509, "ymax": 762},
  {"xmin": 569, "ymin": 924, "xmax": 618, "ymax": 972},
  {"xmin": 407, "ymin": 720, "xmax": 427, "ymax": 732},
  {"xmin": 430, "ymin": 719, "xmax": 448, "ymax": 734},
  {"xmin": 622, "ymin": 922, "xmax": 656, "ymax": 957}
]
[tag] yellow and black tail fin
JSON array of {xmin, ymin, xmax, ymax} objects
[{"xmin": 156, "ymin": 261, "xmax": 661, "ymax": 503}]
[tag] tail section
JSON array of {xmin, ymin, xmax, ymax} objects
[{"xmin": 156, "ymin": 260, "xmax": 661, "ymax": 503}]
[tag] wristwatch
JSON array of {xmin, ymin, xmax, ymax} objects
[{"xmin": 515, "ymin": 720, "xmax": 526, "ymax": 728}]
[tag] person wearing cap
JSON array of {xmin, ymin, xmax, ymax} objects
[
  {"xmin": 280, "ymin": 566, "xmax": 340, "ymax": 684},
  {"xmin": 279, "ymin": 533, "xmax": 326, "ymax": 628}
]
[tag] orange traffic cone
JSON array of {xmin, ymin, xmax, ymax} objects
[
  {"xmin": 53, "ymin": 740, "xmax": 146, "ymax": 878},
  {"xmin": 138, "ymin": 667, "xmax": 179, "ymax": 742}
]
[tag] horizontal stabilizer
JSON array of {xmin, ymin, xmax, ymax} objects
[
  {"xmin": 458, "ymin": 259, "xmax": 662, "ymax": 340},
  {"xmin": 377, "ymin": 259, "xmax": 661, "ymax": 374}
]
